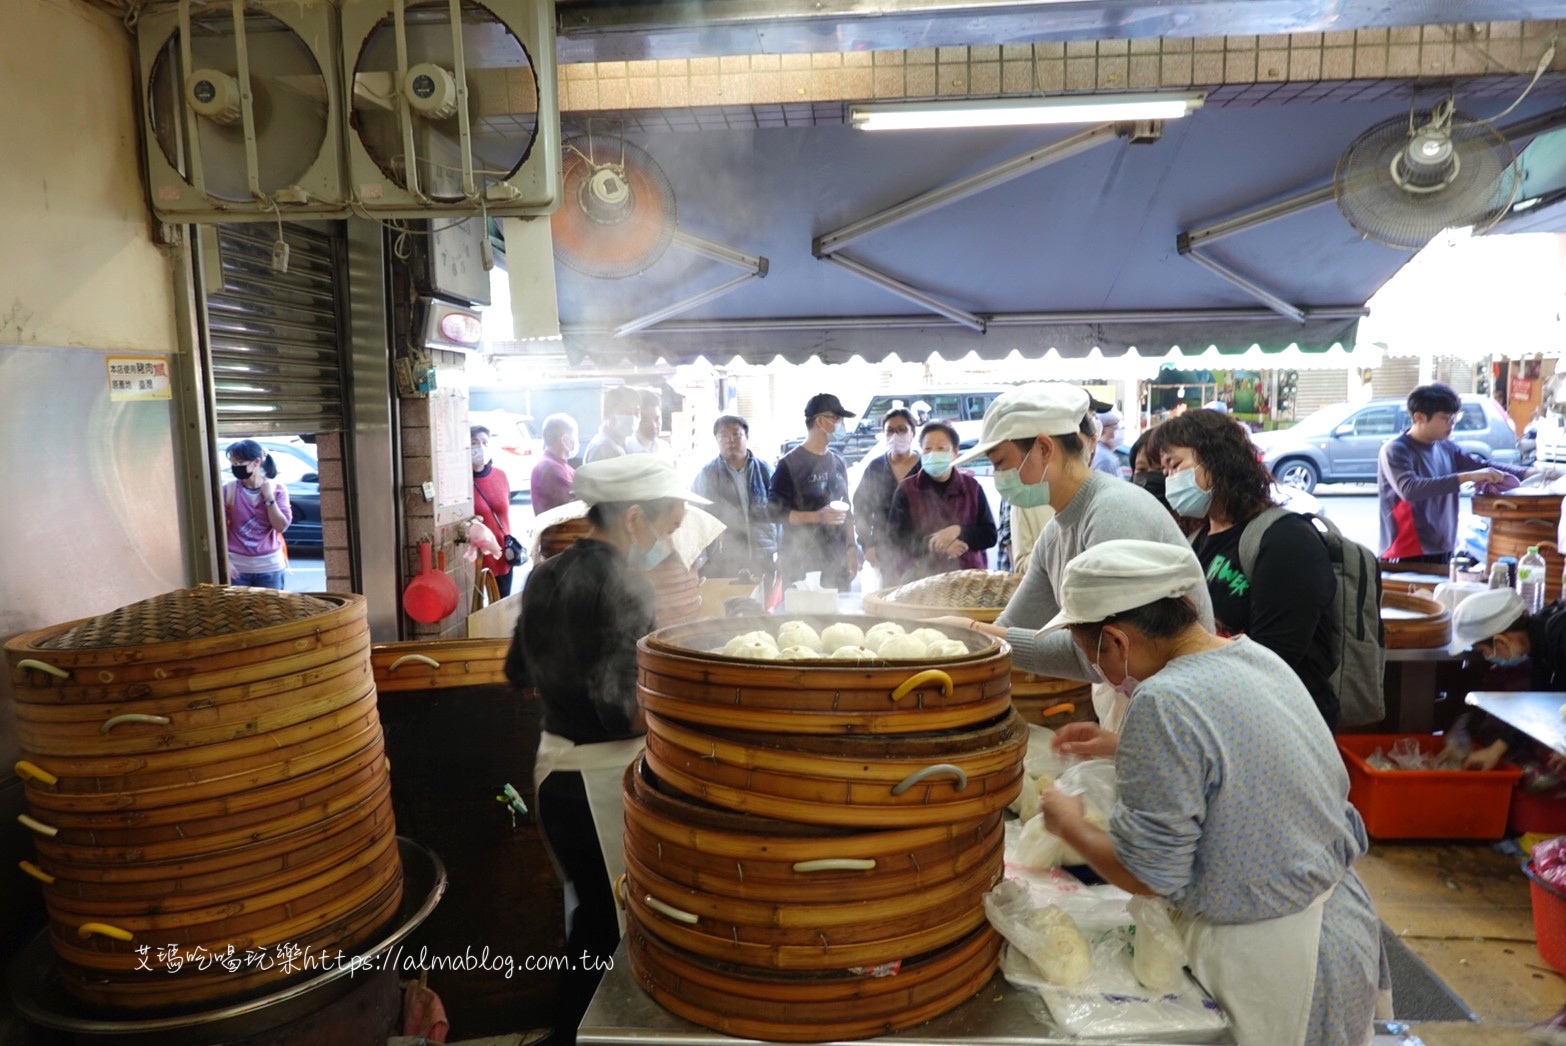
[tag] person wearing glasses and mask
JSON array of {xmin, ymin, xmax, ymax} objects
[
  {"xmin": 939, "ymin": 384, "xmax": 1214, "ymax": 730},
  {"xmin": 1151, "ymin": 408, "xmax": 1339, "ymax": 727},
  {"xmin": 503, "ymin": 456, "xmax": 709, "ymax": 1043},
  {"xmin": 769, "ymin": 393, "xmax": 859, "ymax": 588},
  {"xmin": 583, "ymin": 384, "xmax": 642, "ymax": 464},
  {"xmin": 1038, "ymin": 540, "xmax": 1387, "ymax": 1046},
  {"xmin": 222, "ymin": 439, "xmax": 293, "ymax": 589},
  {"xmin": 853, "ymin": 407, "xmax": 923, "ymax": 578},
  {"xmin": 884, "ymin": 419, "xmax": 996, "ymax": 585}
]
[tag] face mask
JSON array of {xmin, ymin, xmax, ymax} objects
[
  {"xmin": 1103, "ymin": 430, "xmax": 1123, "ymax": 450},
  {"xmin": 471, "ymin": 445, "xmax": 489, "ymax": 468},
  {"xmin": 630, "ymin": 535, "xmax": 673, "ymax": 572},
  {"xmin": 887, "ymin": 431, "xmax": 914, "ymax": 455},
  {"xmin": 1093, "ymin": 630, "xmax": 1141, "ymax": 700},
  {"xmin": 921, "ymin": 450, "xmax": 954, "ymax": 477},
  {"xmin": 610, "ymin": 414, "xmax": 637, "ymax": 441},
  {"xmin": 994, "ymin": 444, "xmax": 1049, "ymax": 509},
  {"xmin": 1131, "ymin": 470, "xmax": 1166, "ymax": 502},
  {"xmin": 230, "ymin": 463, "xmax": 252, "ymax": 480},
  {"xmin": 1487, "ymin": 650, "xmax": 1529, "ymax": 668},
  {"xmin": 1164, "ymin": 466, "xmax": 1214, "ymax": 518}
]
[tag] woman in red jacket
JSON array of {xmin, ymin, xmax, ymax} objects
[
  {"xmin": 885, "ymin": 420, "xmax": 997, "ymax": 586},
  {"xmin": 471, "ymin": 425, "xmax": 516, "ymax": 596}
]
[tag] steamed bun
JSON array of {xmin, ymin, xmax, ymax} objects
[
  {"xmin": 776, "ymin": 621, "xmax": 823, "ymax": 652},
  {"xmin": 877, "ymin": 633, "xmax": 928, "ymax": 659},
  {"xmin": 865, "ymin": 621, "xmax": 906, "ymax": 641},
  {"xmin": 830, "ymin": 645, "xmax": 877, "ymax": 661},
  {"xmin": 910, "ymin": 627, "xmax": 948, "ymax": 647},
  {"xmin": 722, "ymin": 630, "xmax": 779, "ymax": 657},
  {"xmin": 776, "ymin": 645, "xmax": 820, "ymax": 660},
  {"xmin": 925, "ymin": 638, "xmax": 970, "ymax": 658},
  {"xmin": 820, "ymin": 622, "xmax": 866, "ymax": 650}
]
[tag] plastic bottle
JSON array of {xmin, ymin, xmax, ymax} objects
[
  {"xmin": 1518, "ymin": 545, "xmax": 1548, "ymax": 614},
  {"xmin": 1489, "ymin": 561, "xmax": 1512, "ymax": 590}
]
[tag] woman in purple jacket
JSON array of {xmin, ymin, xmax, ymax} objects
[{"xmin": 885, "ymin": 420, "xmax": 997, "ymax": 586}]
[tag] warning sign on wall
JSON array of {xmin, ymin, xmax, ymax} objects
[{"xmin": 106, "ymin": 356, "xmax": 172, "ymax": 402}]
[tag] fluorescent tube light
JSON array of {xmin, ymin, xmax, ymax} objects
[{"xmin": 851, "ymin": 92, "xmax": 1206, "ymax": 131}]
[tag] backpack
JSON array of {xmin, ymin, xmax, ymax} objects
[{"xmin": 1238, "ymin": 507, "xmax": 1385, "ymax": 727}]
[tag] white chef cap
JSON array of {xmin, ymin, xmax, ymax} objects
[{"xmin": 1039, "ymin": 539, "xmax": 1206, "ymax": 633}]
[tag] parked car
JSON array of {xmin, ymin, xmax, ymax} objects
[
  {"xmin": 218, "ymin": 438, "xmax": 322, "ymax": 552},
  {"xmin": 1249, "ymin": 395, "xmax": 1518, "ymax": 493},
  {"xmin": 779, "ymin": 387, "xmax": 1010, "ymax": 465},
  {"xmin": 470, "ymin": 409, "xmax": 543, "ymax": 499}
]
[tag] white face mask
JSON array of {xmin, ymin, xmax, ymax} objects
[
  {"xmin": 471, "ymin": 443, "xmax": 490, "ymax": 468},
  {"xmin": 1092, "ymin": 629, "xmax": 1141, "ymax": 699},
  {"xmin": 886, "ymin": 430, "xmax": 914, "ymax": 456}
]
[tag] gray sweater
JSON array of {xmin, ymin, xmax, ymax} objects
[{"xmin": 996, "ymin": 472, "xmax": 1216, "ymax": 678}]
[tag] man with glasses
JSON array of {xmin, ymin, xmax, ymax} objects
[
  {"xmin": 1378, "ymin": 382, "xmax": 1534, "ymax": 564},
  {"xmin": 769, "ymin": 393, "xmax": 859, "ymax": 589}
]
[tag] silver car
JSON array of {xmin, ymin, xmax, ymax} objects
[{"xmin": 1250, "ymin": 395, "xmax": 1519, "ymax": 493}]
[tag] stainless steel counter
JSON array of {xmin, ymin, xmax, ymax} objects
[
  {"xmin": 578, "ymin": 939, "xmax": 1431, "ymax": 1046},
  {"xmin": 1467, "ymin": 690, "xmax": 1566, "ymax": 755}
]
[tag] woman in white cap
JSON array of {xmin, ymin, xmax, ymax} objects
[
  {"xmin": 1447, "ymin": 588, "xmax": 1566, "ymax": 771},
  {"xmin": 1038, "ymin": 539, "xmax": 1386, "ymax": 1045},
  {"xmin": 503, "ymin": 455, "xmax": 709, "ymax": 1041},
  {"xmin": 948, "ymin": 383, "xmax": 1214, "ymax": 729}
]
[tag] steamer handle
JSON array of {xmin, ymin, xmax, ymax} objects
[
  {"xmin": 101, "ymin": 714, "xmax": 171, "ymax": 734},
  {"xmin": 792, "ymin": 858, "xmax": 877, "ymax": 873},
  {"xmin": 16, "ymin": 659, "xmax": 68, "ymax": 679},
  {"xmin": 643, "ymin": 894, "xmax": 700, "ymax": 925},
  {"xmin": 14, "ymin": 761, "xmax": 58, "ymax": 787},
  {"xmin": 389, "ymin": 654, "xmax": 441, "ymax": 672},
  {"xmin": 17, "ymin": 814, "xmax": 59, "ymax": 837},
  {"xmin": 891, "ymin": 763, "xmax": 969, "ymax": 796},
  {"xmin": 1040, "ymin": 702, "xmax": 1077, "ymax": 719},
  {"xmin": 613, "ymin": 873, "xmax": 628, "ymax": 910},
  {"xmin": 19, "ymin": 861, "xmax": 55, "ymax": 884},
  {"xmin": 1489, "ymin": 499, "xmax": 1520, "ymax": 511},
  {"xmin": 77, "ymin": 922, "xmax": 134, "ymax": 942},
  {"xmin": 890, "ymin": 669, "xmax": 954, "ymax": 702}
]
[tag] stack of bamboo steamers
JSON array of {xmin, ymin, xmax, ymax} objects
[
  {"xmin": 625, "ymin": 614, "xmax": 1025, "ymax": 1042},
  {"xmin": 5, "ymin": 587, "xmax": 401, "ymax": 1012}
]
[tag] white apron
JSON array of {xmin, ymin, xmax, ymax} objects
[
  {"xmin": 533, "ymin": 731, "xmax": 645, "ymax": 936},
  {"xmin": 1177, "ymin": 882, "xmax": 1335, "ymax": 1046}
]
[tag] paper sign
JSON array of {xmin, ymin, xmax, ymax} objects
[
  {"xmin": 1511, "ymin": 377, "xmax": 1534, "ymax": 400},
  {"xmin": 106, "ymin": 356, "xmax": 172, "ymax": 401}
]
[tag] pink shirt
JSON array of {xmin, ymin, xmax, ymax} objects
[{"xmin": 530, "ymin": 454, "xmax": 576, "ymax": 515}]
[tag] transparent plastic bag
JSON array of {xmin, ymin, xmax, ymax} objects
[
  {"xmin": 1127, "ymin": 896, "xmax": 1186, "ymax": 991},
  {"xmin": 984, "ymin": 880, "xmax": 1092, "ymax": 987},
  {"xmin": 1007, "ymin": 725, "xmax": 1062, "ymax": 821},
  {"xmin": 1012, "ymin": 759, "xmax": 1118, "ymax": 869}
]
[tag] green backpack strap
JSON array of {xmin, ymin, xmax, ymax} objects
[{"xmin": 1236, "ymin": 506, "xmax": 1293, "ymax": 578}]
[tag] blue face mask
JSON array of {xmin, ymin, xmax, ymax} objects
[
  {"xmin": 629, "ymin": 534, "xmax": 673, "ymax": 572},
  {"xmin": 995, "ymin": 444, "xmax": 1050, "ymax": 509},
  {"xmin": 1487, "ymin": 651, "xmax": 1529, "ymax": 668},
  {"xmin": 610, "ymin": 414, "xmax": 638, "ymax": 441},
  {"xmin": 1164, "ymin": 466, "xmax": 1214, "ymax": 518},
  {"xmin": 921, "ymin": 450, "xmax": 954, "ymax": 477}
]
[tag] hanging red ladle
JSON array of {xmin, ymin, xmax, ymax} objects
[{"xmin": 404, "ymin": 540, "xmax": 461, "ymax": 623}]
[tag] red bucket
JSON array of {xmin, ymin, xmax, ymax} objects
[{"xmin": 1524, "ymin": 859, "xmax": 1566, "ymax": 976}]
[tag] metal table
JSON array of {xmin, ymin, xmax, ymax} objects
[
  {"xmin": 1466, "ymin": 690, "xmax": 1566, "ymax": 755},
  {"xmin": 577, "ymin": 941, "xmax": 1232, "ymax": 1046},
  {"xmin": 1382, "ymin": 646, "xmax": 1462, "ymax": 733}
]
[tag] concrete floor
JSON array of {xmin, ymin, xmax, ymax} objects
[{"xmin": 1361, "ymin": 841, "xmax": 1564, "ymax": 1043}]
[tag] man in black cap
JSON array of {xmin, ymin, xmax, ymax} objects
[{"xmin": 769, "ymin": 393, "xmax": 859, "ymax": 589}]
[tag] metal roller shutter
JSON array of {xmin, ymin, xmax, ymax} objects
[
  {"xmin": 1292, "ymin": 369, "xmax": 1349, "ymax": 418},
  {"xmin": 1371, "ymin": 357, "xmax": 1421, "ymax": 401},
  {"xmin": 206, "ymin": 223, "xmax": 346, "ymax": 437}
]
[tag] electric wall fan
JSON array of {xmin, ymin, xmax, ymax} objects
[
  {"xmin": 340, "ymin": 0, "xmax": 560, "ymax": 218},
  {"xmin": 137, "ymin": 0, "xmax": 347, "ymax": 221},
  {"xmin": 1334, "ymin": 98, "xmax": 1520, "ymax": 250},
  {"xmin": 550, "ymin": 134, "xmax": 770, "ymax": 336}
]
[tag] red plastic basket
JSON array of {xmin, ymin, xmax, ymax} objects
[
  {"xmin": 1525, "ymin": 860, "xmax": 1566, "ymax": 976},
  {"xmin": 1336, "ymin": 734, "xmax": 1522, "ymax": 840},
  {"xmin": 1511, "ymin": 788, "xmax": 1566, "ymax": 836}
]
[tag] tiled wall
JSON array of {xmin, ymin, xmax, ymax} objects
[{"xmin": 557, "ymin": 20, "xmax": 1566, "ymax": 112}]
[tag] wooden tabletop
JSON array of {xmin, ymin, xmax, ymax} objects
[{"xmin": 1466, "ymin": 691, "xmax": 1566, "ymax": 754}]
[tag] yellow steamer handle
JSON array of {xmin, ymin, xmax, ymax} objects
[
  {"xmin": 389, "ymin": 654, "xmax": 441, "ymax": 672},
  {"xmin": 19, "ymin": 861, "xmax": 55, "ymax": 884},
  {"xmin": 77, "ymin": 922, "xmax": 134, "ymax": 942},
  {"xmin": 890, "ymin": 669, "xmax": 954, "ymax": 703},
  {"xmin": 14, "ymin": 761, "xmax": 58, "ymax": 787}
]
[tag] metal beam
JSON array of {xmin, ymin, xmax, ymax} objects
[
  {"xmin": 813, "ymin": 123, "xmax": 1122, "ymax": 257},
  {"xmin": 614, "ymin": 273, "xmax": 764, "ymax": 337},
  {"xmin": 564, "ymin": 305, "xmax": 1365, "ymax": 336},
  {"xmin": 1181, "ymin": 184, "xmax": 1336, "ymax": 250},
  {"xmin": 1180, "ymin": 250, "xmax": 1306, "ymax": 324},
  {"xmin": 823, "ymin": 254, "xmax": 986, "ymax": 331},
  {"xmin": 671, "ymin": 229, "xmax": 769, "ymax": 275}
]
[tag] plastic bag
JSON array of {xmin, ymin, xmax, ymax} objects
[
  {"xmin": 1012, "ymin": 759, "xmax": 1118, "ymax": 869},
  {"xmin": 984, "ymin": 880, "xmax": 1091, "ymax": 987},
  {"xmin": 1007, "ymin": 725, "xmax": 1063, "ymax": 821},
  {"xmin": 1127, "ymin": 896, "xmax": 1186, "ymax": 991}
]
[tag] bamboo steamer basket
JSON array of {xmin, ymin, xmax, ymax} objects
[
  {"xmin": 370, "ymin": 637, "xmax": 512, "ymax": 692},
  {"xmin": 860, "ymin": 570, "xmax": 1021, "ymax": 624},
  {"xmin": 646, "ymin": 554, "xmax": 704, "ymax": 628},
  {"xmin": 641, "ymin": 710, "xmax": 1025, "ymax": 828},
  {"xmin": 539, "ymin": 516, "xmax": 592, "ymax": 559},
  {"xmin": 626, "ymin": 917, "xmax": 1000, "ymax": 1043},
  {"xmin": 638, "ymin": 616, "xmax": 1011, "ymax": 735},
  {"xmin": 4, "ymin": 587, "xmax": 402, "ymax": 1011},
  {"xmin": 1380, "ymin": 590, "xmax": 1452, "ymax": 649},
  {"xmin": 1474, "ymin": 492, "xmax": 1564, "ymax": 604}
]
